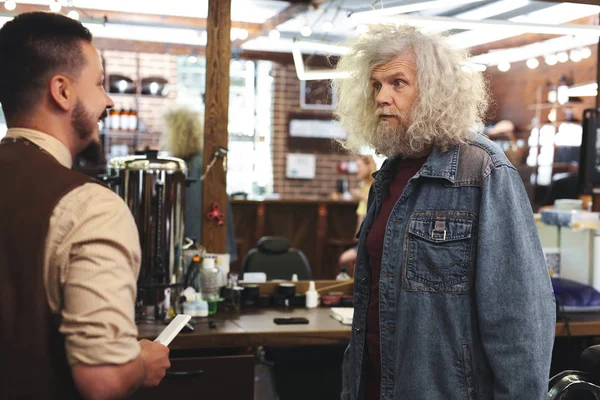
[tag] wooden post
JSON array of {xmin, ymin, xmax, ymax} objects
[{"xmin": 202, "ymin": 0, "xmax": 231, "ymax": 253}]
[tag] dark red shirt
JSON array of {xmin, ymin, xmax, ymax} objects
[{"xmin": 365, "ymin": 156, "xmax": 427, "ymax": 400}]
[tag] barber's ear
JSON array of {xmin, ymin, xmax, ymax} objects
[{"xmin": 48, "ymin": 75, "xmax": 73, "ymax": 112}]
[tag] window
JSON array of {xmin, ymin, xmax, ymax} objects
[{"xmin": 176, "ymin": 57, "xmax": 274, "ymax": 196}]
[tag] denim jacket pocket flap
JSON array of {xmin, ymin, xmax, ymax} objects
[
  {"xmin": 408, "ymin": 215, "xmax": 473, "ymax": 244},
  {"xmin": 404, "ymin": 212, "xmax": 475, "ymax": 293}
]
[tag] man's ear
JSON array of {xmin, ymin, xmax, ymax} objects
[{"xmin": 48, "ymin": 75, "xmax": 73, "ymax": 112}]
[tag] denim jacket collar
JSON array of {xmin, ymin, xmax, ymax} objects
[{"xmin": 373, "ymin": 144, "xmax": 460, "ymax": 188}]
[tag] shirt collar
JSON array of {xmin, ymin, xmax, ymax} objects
[{"xmin": 6, "ymin": 128, "xmax": 72, "ymax": 168}]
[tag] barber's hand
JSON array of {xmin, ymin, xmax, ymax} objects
[
  {"xmin": 339, "ymin": 248, "xmax": 357, "ymax": 267},
  {"xmin": 139, "ymin": 339, "xmax": 170, "ymax": 387}
]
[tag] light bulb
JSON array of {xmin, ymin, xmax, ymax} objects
[
  {"xmin": 238, "ymin": 28, "xmax": 248, "ymax": 40},
  {"xmin": 4, "ymin": 0, "xmax": 16, "ymax": 11},
  {"xmin": 526, "ymin": 58, "xmax": 539, "ymax": 69},
  {"xmin": 49, "ymin": 1, "xmax": 61, "ymax": 12},
  {"xmin": 67, "ymin": 10, "xmax": 79, "ymax": 20},
  {"xmin": 544, "ymin": 54, "xmax": 558, "ymax": 66},
  {"xmin": 569, "ymin": 49, "xmax": 582, "ymax": 62},
  {"xmin": 300, "ymin": 25, "xmax": 312, "ymax": 37},
  {"xmin": 557, "ymin": 52, "xmax": 568, "ymax": 63},
  {"xmin": 269, "ymin": 29, "xmax": 280, "ymax": 40},
  {"xmin": 498, "ymin": 62, "xmax": 510, "ymax": 72},
  {"xmin": 557, "ymin": 85, "xmax": 569, "ymax": 105},
  {"xmin": 580, "ymin": 47, "xmax": 592, "ymax": 59},
  {"xmin": 321, "ymin": 20, "xmax": 333, "ymax": 32},
  {"xmin": 187, "ymin": 54, "xmax": 197, "ymax": 64}
]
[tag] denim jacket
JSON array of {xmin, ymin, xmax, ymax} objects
[{"xmin": 342, "ymin": 134, "xmax": 555, "ymax": 400}]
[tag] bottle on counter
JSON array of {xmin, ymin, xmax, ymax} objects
[
  {"xmin": 128, "ymin": 108, "xmax": 138, "ymax": 132},
  {"xmin": 201, "ymin": 257, "xmax": 219, "ymax": 301},
  {"xmin": 119, "ymin": 106, "xmax": 128, "ymax": 132},
  {"xmin": 109, "ymin": 107, "xmax": 120, "ymax": 131},
  {"xmin": 305, "ymin": 280, "xmax": 319, "ymax": 308}
]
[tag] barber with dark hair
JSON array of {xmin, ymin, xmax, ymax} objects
[{"xmin": 0, "ymin": 12, "xmax": 170, "ymax": 399}]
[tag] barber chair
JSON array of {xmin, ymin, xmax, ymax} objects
[
  {"xmin": 549, "ymin": 345, "xmax": 600, "ymax": 399},
  {"xmin": 242, "ymin": 236, "xmax": 312, "ymax": 281}
]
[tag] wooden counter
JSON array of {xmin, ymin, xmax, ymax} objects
[
  {"xmin": 555, "ymin": 312, "xmax": 600, "ymax": 337},
  {"xmin": 138, "ymin": 308, "xmax": 600, "ymax": 351},
  {"xmin": 138, "ymin": 308, "xmax": 351, "ymax": 350},
  {"xmin": 231, "ymin": 198, "xmax": 359, "ymax": 279}
]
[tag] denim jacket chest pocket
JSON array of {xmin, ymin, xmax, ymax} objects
[{"xmin": 403, "ymin": 211, "xmax": 476, "ymax": 294}]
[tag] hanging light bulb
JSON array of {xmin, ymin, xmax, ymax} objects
[
  {"xmin": 580, "ymin": 47, "xmax": 592, "ymax": 59},
  {"xmin": 49, "ymin": 1, "xmax": 61, "ymax": 12},
  {"xmin": 237, "ymin": 28, "xmax": 249, "ymax": 40},
  {"xmin": 4, "ymin": 0, "xmax": 16, "ymax": 11},
  {"xmin": 497, "ymin": 62, "xmax": 511, "ymax": 72},
  {"xmin": 569, "ymin": 49, "xmax": 582, "ymax": 62},
  {"xmin": 544, "ymin": 54, "xmax": 558, "ymax": 66},
  {"xmin": 300, "ymin": 25, "xmax": 312, "ymax": 37},
  {"xmin": 67, "ymin": 10, "xmax": 80, "ymax": 20},
  {"xmin": 321, "ymin": 20, "xmax": 334, "ymax": 32},
  {"xmin": 526, "ymin": 58, "xmax": 539, "ymax": 69},
  {"xmin": 269, "ymin": 29, "xmax": 280, "ymax": 40},
  {"xmin": 556, "ymin": 52, "xmax": 568, "ymax": 63}
]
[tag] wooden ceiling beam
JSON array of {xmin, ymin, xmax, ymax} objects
[{"xmin": 232, "ymin": 3, "xmax": 309, "ymax": 49}]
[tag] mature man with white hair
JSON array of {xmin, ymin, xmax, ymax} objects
[{"xmin": 334, "ymin": 24, "xmax": 555, "ymax": 400}]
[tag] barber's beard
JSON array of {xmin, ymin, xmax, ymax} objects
[
  {"xmin": 72, "ymin": 101, "xmax": 107, "ymax": 166},
  {"xmin": 371, "ymin": 108, "xmax": 417, "ymax": 158},
  {"xmin": 72, "ymin": 99, "xmax": 98, "ymax": 141}
]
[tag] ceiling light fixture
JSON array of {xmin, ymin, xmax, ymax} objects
[
  {"xmin": 569, "ymin": 49, "xmax": 582, "ymax": 62},
  {"xmin": 238, "ymin": 28, "xmax": 249, "ymax": 40},
  {"xmin": 567, "ymin": 82, "xmax": 597, "ymax": 97},
  {"xmin": 269, "ymin": 29, "xmax": 280, "ymax": 40},
  {"xmin": 557, "ymin": 51, "xmax": 569, "ymax": 63},
  {"xmin": 68, "ymin": 10, "xmax": 80, "ymax": 21},
  {"xmin": 378, "ymin": 14, "xmax": 600, "ymax": 38},
  {"xmin": 4, "ymin": 0, "xmax": 16, "ymax": 11},
  {"xmin": 498, "ymin": 62, "xmax": 511, "ymax": 72},
  {"xmin": 292, "ymin": 40, "xmax": 349, "ymax": 81},
  {"xmin": 526, "ymin": 58, "xmax": 539, "ymax": 69},
  {"xmin": 580, "ymin": 47, "xmax": 592, "ymax": 59},
  {"xmin": 545, "ymin": 54, "xmax": 558, "ymax": 66},
  {"xmin": 351, "ymin": 0, "xmax": 485, "ymax": 22},
  {"xmin": 322, "ymin": 20, "xmax": 333, "ymax": 33},
  {"xmin": 300, "ymin": 25, "xmax": 312, "ymax": 37},
  {"xmin": 49, "ymin": 1, "xmax": 61, "ymax": 13}
]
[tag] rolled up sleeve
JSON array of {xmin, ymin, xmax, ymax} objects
[{"xmin": 50, "ymin": 183, "xmax": 141, "ymax": 366}]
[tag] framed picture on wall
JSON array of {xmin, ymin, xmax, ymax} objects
[{"xmin": 300, "ymin": 79, "xmax": 336, "ymax": 110}]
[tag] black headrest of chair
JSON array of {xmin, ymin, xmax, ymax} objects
[{"xmin": 257, "ymin": 236, "xmax": 290, "ymax": 254}]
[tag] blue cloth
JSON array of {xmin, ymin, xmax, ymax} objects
[
  {"xmin": 184, "ymin": 153, "xmax": 237, "ymax": 261},
  {"xmin": 342, "ymin": 134, "xmax": 555, "ymax": 400},
  {"xmin": 552, "ymin": 277, "xmax": 600, "ymax": 309}
]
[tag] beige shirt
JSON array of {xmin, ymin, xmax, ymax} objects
[{"xmin": 6, "ymin": 128, "xmax": 141, "ymax": 366}]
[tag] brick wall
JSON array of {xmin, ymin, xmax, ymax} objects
[
  {"xmin": 272, "ymin": 64, "xmax": 361, "ymax": 199},
  {"xmin": 102, "ymin": 50, "xmax": 178, "ymax": 134},
  {"xmin": 100, "ymin": 50, "xmax": 178, "ymax": 154}
]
